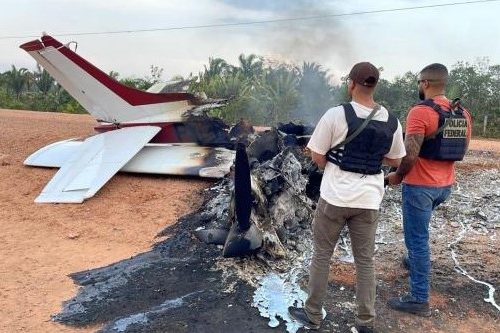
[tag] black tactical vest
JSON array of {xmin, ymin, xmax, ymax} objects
[
  {"xmin": 418, "ymin": 99, "xmax": 468, "ymax": 161},
  {"xmin": 327, "ymin": 103, "xmax": 398, "ymax": 175}
]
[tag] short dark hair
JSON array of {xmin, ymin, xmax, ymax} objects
[{"xmin": 420, "ymin": 63, "xmax": 448, "ymax": 82}]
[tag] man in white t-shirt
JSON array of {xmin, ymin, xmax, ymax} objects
[{"xmin": 288, "ymin": 62, "xmax": 406, "ymax": 333}]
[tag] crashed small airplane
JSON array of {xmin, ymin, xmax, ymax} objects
[{"xmin": 20, "ymin": 34, "xmax": 236, "ymax": 203}]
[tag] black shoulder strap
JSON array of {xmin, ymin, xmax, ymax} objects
[
  {"xmin": 419, "ymin": 99, "xmax": 441, "ymax": 111},
  {"xmin": 331, "ymin": 103, "xmax": 380, "ymax": 151},
  {"xmin": 419, "ymin": 99, "xmax": 451, "ymax": 141},
  {"xmin": 342, "ymin": 102, "xmax": 358, "ymax": 125},
  {"xmin": 387, "ymin": 111, "xmax": 398, "ymax": 134}
]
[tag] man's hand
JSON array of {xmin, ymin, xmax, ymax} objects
[
  {"xmin": 310, "ymin": 150, "xmax": 327, "ymax": 170},
  {"xmin": 385, "ymin": 172, "xmax": 403, "ymax": 186},
  {"xmin": 388, "ymin": 133, "xmax": 424, "ymax": 182}
]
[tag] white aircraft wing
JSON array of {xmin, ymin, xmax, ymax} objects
[{"xmin": 35, "ymin": 126, "xmax": 161, "ymax": 203}]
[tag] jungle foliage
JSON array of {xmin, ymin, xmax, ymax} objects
[{"xmin": 1, "ymin": 57, "xmax": 498, "ymax": 137}]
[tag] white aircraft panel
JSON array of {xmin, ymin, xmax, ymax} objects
[
  {"xmin": 35, "ymin": 126, "xmax": 161, "ymax": 203},
  {"xmin": 24, "ymin": 138, "xmax": 82, "ymax": 167}
]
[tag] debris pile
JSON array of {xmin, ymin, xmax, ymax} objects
[{"xmin": 194, "ymin": 127, "xmax": 319, "ymax": 267}]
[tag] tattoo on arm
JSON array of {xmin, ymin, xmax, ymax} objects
[{"xmin": 396, "ymin": 134, "xmax": 424, "ymax": 177}]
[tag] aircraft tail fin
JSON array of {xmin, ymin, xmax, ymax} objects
[{"xmin": 20, "ymin": 35, "xmax": 194, "ymax": 123}]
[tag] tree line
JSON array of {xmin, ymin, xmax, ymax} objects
[{"xmin": 1, "ymin": 56, "xmax": 498, "ymax": 137}]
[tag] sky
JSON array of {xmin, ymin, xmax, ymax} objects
[{"xmin": 1, "ymin": 0, "xmax": 499, "ymax": 83}]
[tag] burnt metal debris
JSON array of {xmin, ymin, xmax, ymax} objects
[
  {"xmin": 220, "ymin": 142, "xmax": 263, "ymax": 257},
  {"xmin": 52, "ymin": 121, "xmax": 499, "ymax": 332},
  {"xmin": 194, "ymin": 125, "xmax": 320, "ymax": 262}
]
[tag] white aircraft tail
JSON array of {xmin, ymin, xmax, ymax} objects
[{"xmin": 20, "ymin": 35, "xmax": 195, "ymax": 124}]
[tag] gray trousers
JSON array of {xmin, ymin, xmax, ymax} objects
[{"xmin": 304, "ymin": 198, "xmax": 379, "ymax": 327}]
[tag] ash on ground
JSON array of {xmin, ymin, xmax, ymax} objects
[{"xmin": 53, "ymin": 135, "xmax": 499, "ymax": 332}]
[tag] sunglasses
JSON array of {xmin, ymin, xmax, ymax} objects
[{"xmin": 417, "ymin": 79, "xmax": 440, "ymax": 84}]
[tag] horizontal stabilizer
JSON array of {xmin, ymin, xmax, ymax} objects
[
  {"xmin": 35, "ymin": 126, "xmax": 161, "ymax": 203},
  {"xmin": 24, "ymin": 138, "xmax": 82, "ymax": 167}
]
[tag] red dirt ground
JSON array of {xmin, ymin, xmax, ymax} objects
[{"xmin": 0, "ymin": 109, "xmax": 213, "ymax": 332}]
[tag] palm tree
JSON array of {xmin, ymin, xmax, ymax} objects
[
  {"xmin": 237, "ymin": 54, "xmax": 263, "ymax": 80},
  {"xmin": 253, "ymin": 67, "xmax": 299, "ymax": 123},
  {"xmin": 109, "ymin": 71, "xmax": 120, "ymax": 80},
  {"xmin": 190, "ymin": 57, "xmax": 231, "ymax": 98},
  {"xmin": 204, "ymin": 57, "xmax": 230, "ymax": 79},
  {"xmin": 5, "ymin": 65, "xmax": 29, "ymax": 99},
  {"xmin": 34, "ymin": 64, "xmax": 55, "ymax": 95}
]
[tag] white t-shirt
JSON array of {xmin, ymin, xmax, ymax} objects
[{"xmin": 307, "ymin": 101, "xmax": 406, "ymax": 210}]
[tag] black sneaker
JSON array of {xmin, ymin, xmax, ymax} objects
[
  {"xmin": 356, "ymin": 325, "xmax": 376, "ymax": 333},
  {"xmin": 402, "ymin": 254, "xmax": 410, "ymax": 270},
  {"xmin": 387, "ymin": 294, "xmax": 431, "ymax": 317},
  {"xmin": 288, "ymin": 306, "xmax": 321, "ymax": 330}
]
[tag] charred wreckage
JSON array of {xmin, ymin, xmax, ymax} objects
[{"xmin": 48, "ymin": 112, "xmax": 500, "ymax": 333}]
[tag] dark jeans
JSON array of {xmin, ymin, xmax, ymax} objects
[{"xmin": 402, "ymin": 183, "xmax": 452, "ymax": 303}]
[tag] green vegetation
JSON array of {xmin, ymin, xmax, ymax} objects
[{"xmin": 1, "ymin": 57, "xmax": 498, "ymax": 137}]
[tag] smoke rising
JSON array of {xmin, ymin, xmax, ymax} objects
[
  {"xmin": 219, "ymin": 0, "xmax": 353, "ymax": 73},
  {"xmin": 218, "ymin": 0, "xmax": 352, "ymax": 125}
]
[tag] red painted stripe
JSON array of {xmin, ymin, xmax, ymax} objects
[
  {"xmin": 94, "ymin": 122, "xmax": 195, "ymax": 144},
  {"xmin": 36, "ymin": 35, "xmax": 195, "ymax": 106},
  {"xmin": 19, "ymin": 39, "xmax": 44, "ymax": 51}
]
